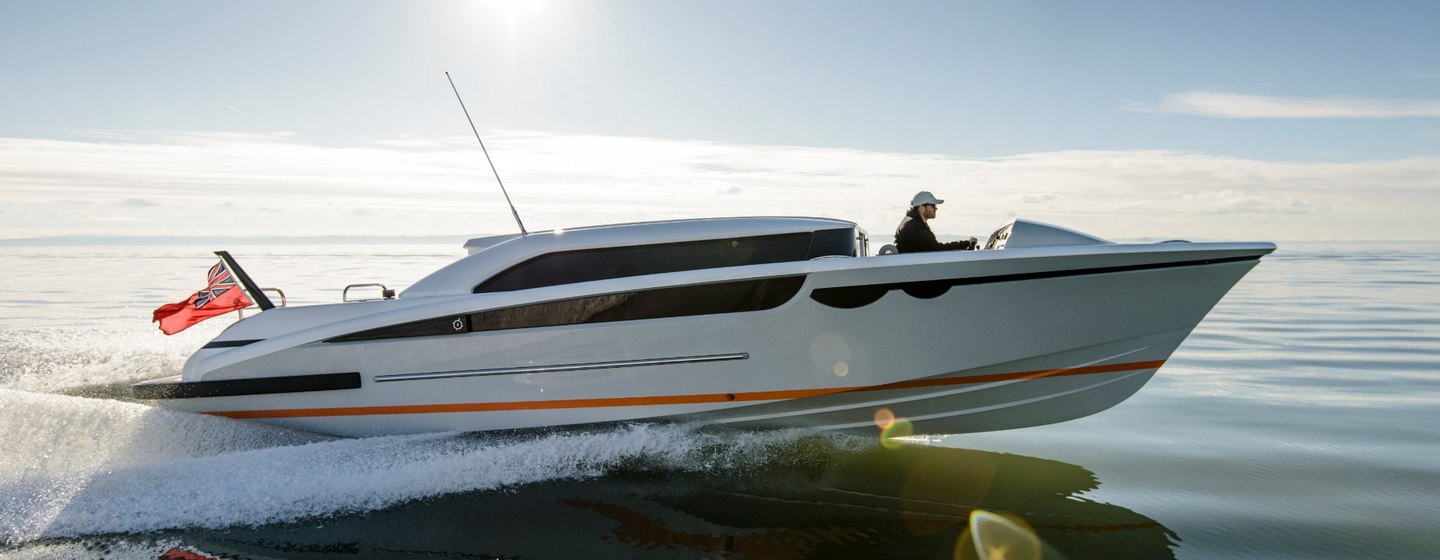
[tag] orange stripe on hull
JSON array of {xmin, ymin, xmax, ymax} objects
[{"xmin": 206, "ymin": 360, "xmax": 1165, "ymax": 420}]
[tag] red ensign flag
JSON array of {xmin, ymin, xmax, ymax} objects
[{"xmin": 152, "ymin": 260, "xmax": 253, "ymax": 335}]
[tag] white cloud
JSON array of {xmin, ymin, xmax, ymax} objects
[
  {"xmin": 1180, "ymin": 189, "xmax": 1316, "ymax": 215},
  {"xmin": 0, "ymin": 131, "xmax": 1437, "ymax": 241},
  {"xmin": 1006, "ymin": 193, "xmax": 1058, "ymax": 204},
  {"xmin": 1134, "ymin": 91, "xmax": 1440, "ymax": 119}
]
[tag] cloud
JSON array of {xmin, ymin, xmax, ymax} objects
[
  {"xmin": 115, "ymin": 198, "xmax": 160, "ymax": 208},
  {"xmin": 1007, "ymin": 193, "xmax": 1058, "ymax": 204},
  {"xmin": 1132, "ymin": 91, "xmax": 1440, "ymax": 119},
  {"xmin": 1180, "ymin": 189, "xmax": 1316, "ymax": 215},
  {"xmin": 225, "ymin": 105, "xmax": 243, "ymax": 114},
  {"xmin": 0, "ymin": 131, "xmax": 1437, "ymax": 241}
]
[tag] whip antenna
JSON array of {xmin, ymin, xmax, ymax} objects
[{"xmin": 446, "ymin": 71, "xmax": 527, "ymax": 236}]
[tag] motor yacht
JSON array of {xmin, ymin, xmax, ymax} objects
[{"xmin": 135, "ymin": 217, "xmax": 1274, "ymax": 438}]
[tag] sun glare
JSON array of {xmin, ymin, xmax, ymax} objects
[{"xmin": 454, "ymin": 1, "xmax": 551, "ymax": 35}]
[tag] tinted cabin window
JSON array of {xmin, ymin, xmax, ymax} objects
[
  {"xmin": 809, "ymin": 227, "xmax": 858, "ymax": 258},
  {"xmin": 329, "ymin": 276, "xmax": 805, "ymax": 343},
  {"xmin": 475, "ymin": 229, "xmax": 854, "ymax": 293}
]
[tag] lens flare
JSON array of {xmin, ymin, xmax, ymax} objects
[
  {"xmin": 957, "ymin": 509, "xmax": 1042, "ymax": 560},
  {"xmin": 874, "ymin": 407, "xmax": 896, "ymax": 429},
  {"xmin": 880, "ymin": 417, "xmax": 913, "ymax": 449},
  {"xmin": 809, "ymin": 333, "xmax": 852, "ymax": 378}
]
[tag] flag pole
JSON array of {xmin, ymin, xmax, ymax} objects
[{"xmin": 215, "ymin": 251, "xmax": 275, "ymax": 311}]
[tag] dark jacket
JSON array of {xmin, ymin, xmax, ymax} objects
[{"xmin": 895, "ymin": 207, "xmax": 976, "ymax": 253}]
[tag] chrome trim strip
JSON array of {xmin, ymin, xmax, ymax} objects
[
  {"xmin": 810, "ymin": 370, "xmax": 1150, "ymax": 431},
  {"xmin": 710, "ymin": 347, "xmax": 1154, "ymax": 426},
  {"xmin": 373, "ymin": 352, "xmax": 749, "ymax": 383}
]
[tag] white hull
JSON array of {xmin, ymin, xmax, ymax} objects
[{"xmin": 139, "ymin": 224, "xmax": 1268, "ymax": 438}]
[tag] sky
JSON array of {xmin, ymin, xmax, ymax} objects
[{"xmin": 1, "ymin": 0, "xmax": 1438, "ymax": 242}]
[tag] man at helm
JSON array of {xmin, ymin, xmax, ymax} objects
[{"xmin": 894, "ymin": 191, "xmax": 978, "ymax": 253}]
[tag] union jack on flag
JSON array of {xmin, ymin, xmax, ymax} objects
[
  {"xmin": 194, "ymin": 262, "xmax": 239, "ymax": 309},
  {"xmin": 153, "ymin": 258, "xmax": 254, "ymax": 335}
]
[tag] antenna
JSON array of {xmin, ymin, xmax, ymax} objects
[{"xmin": 446, "ymin": 72, "xmax": 527, "ymax": 236}]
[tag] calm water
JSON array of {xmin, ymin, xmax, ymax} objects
[{"xmin": 1, "ymin": 242, "xmax": 1437, "ymax": 559}]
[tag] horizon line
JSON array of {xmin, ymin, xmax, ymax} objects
[{"xmin": 0, "ymin": 234, "xmax": 1427, "ymax": 247}]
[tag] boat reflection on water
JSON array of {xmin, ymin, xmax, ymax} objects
[{"xmin": 156, "ymin": 435, "xmax": 1177, "ymax": 560}]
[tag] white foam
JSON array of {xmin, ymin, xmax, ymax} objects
[
  {"xmin": 0, "ymin": 323, "xmax": 220, "ymax": 393},
  {"xmin": 0, "ymin": 539, "xmax": 175, "ymax": 560},
  {"xmin": 0, "ymin": 389, "xmax": 817, "ymax": 545},
  {"xmin": 0, "ymin": 389, "xmax": 328, "ymax": 544},
  {"xmin": 0, "ymin": 307, "xmax": 831, "ymax": 546}
]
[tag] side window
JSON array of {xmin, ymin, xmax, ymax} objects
[
  {"xmin": 329, "ymin": 276, "xmax": 807, "ymax": 343},
  {"xmin": 471, "ymin": 276, "xmax": 805, "ymax": 331},
  {"xmin": 808, "ymin": 228, "xmax": 858, "ymax": 258},
  {"xmin": 475, "ymin": 232, "xmax": 826, "ymax": 293}
]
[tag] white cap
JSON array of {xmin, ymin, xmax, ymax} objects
[{"xmin": 910, "ymin": 191, "xmax": 945, "ymax": 207}]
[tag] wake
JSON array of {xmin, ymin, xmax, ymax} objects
[{"xmin": 0, "ymin": 389, "xmax": 822, "ymax": 545}]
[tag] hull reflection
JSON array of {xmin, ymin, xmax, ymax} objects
[{"xmin": 146, "ymin": 436, "xmax": 1177, "ymax": 559}]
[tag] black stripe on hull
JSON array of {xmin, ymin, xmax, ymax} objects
[
  {"xmin": 202, "ymin": 339, "xmax": 263, "ymax": 349},
  {"xmin": 134, "ymin": 372, "xmax": 361, "ymax": 400},
  {"xmin": 810, "ymin": 255, "xmax": 1261, "ymax": 309}
]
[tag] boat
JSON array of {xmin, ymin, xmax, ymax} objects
[{"xmin": 134, "ymin": 217, "xmax": 1274, "ymax": 438}]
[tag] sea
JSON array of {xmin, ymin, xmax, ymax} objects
[{"xmin": 1, "ymin": 240, "xmax": 1436, "ymax": 559}]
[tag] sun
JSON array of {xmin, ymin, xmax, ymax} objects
[{"xmin": 455, "ymin": 0, "xmax": 551, "ymax": 32}]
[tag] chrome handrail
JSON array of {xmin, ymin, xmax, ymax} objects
[
  {"xmin": 238, "ymin": 287, "xmax": 286, "ymax": 318},
  {"xmin": 343, "ymin": 283, "xmax": 395, "ymax": 303}
]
